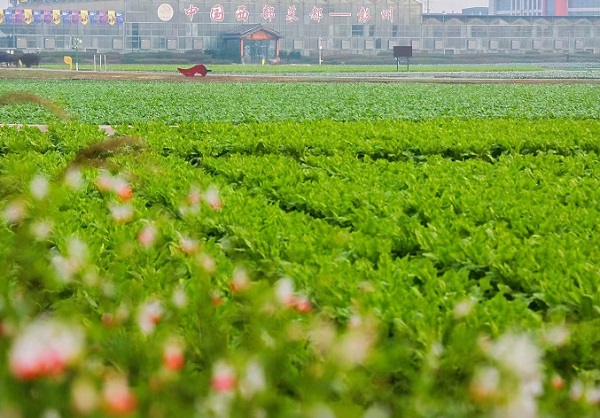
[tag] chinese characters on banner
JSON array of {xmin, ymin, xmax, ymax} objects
[
  {"xmin": 236, "ymin": 5, "xmax": 249, "ymax": 22},
  {"xmin": 0, "ymin": 4, "xmax": 397, "ymax": 25},
  {"xmin": 177, "ymin": 4, "xmax": 395, "ymax": 24},
  {"xmin": 209, "ymin": 4, "xmax": 224, "ymax": 22}
]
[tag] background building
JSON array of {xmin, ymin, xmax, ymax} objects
[
  {"xmin": 462, "ymin": 7, "xmax": 490, "ymax": 15},
  {"xmin": 489, "ymin": 0, "xmax": 600, "ymax": 16},
  {"xmin": 0, "ymin": 0, "xmax": 422, "ymax": 58},
  {"xmin": 0, "ymin": 0, "xmax": 599, "ymax": 56}
]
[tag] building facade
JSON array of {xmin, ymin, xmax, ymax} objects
[
  {"xmin": 422, "ymin": 14, "xmax": 600, "ymax": 54},
  {"xmin": 0, "ymin": 0, "xmax": 422, "ymax": 58},
  {"xmin": 0, "ymin": 0, "xmax": 599, "ymax": 56},
  {"xmin": 489, "ymin": 0, "xmax": 600, "ymax": 16}
]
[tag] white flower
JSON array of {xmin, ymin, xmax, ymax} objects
[
  {"xmin": 30, "ymin": 220, "xmax": 53, "ymax": 241},
  {"xmin": 2, "ymin": 199, "xmax": 27, "ymax": 224},
  {"xmin": 171, "ymin": 287, "xmax": 188, "ymax": 309},
  {"xmin": 239, "ymin": 359, "xmax": 266, "ymax": 399},
  {"xmin": 274, "ymin": 277, "xmax": 295, "ymax": 307},
  {"xmin": 68, "ymin": 237, "xmax": 88, "ymax": 264},
  {"xmin": 196, "ymin": 253, "xmax": 216, "ymax": 274},
  {"xmin": 137, "ymin": 300, "xmax": 164, "ymax": 335},
  {"xmin": 474, "ymin": 332, "xmax": 544, "ymax": 418},
  {"xmin": 453, "ymin": 298, "xmax": 476, "ymax": 319},
  {"xmin": 109, "ymin": 203, "xmax": 134, "ymax": 223},
  {"xmin": 363, "ymin": 404, "xmax": 391, "ymax": 418},
  {"xmin": 489, "ymin": 333, "xmax": 542, "ymax": 392},
  {"xmin": 71, "ymin": 378, "xmax": 99, "ymax": 415},
  {"xmin": 64, "ymin": 168, "xmax": 83, "ymax": 190},
  {"xmin": 543, "ymin": 325, "xmax": 570, "ymax": 347},
  {"xmin": 30, "ymin": 175, "xmax": 50, "ymax": 200}
]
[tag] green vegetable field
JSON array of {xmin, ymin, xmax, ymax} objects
[{"xmin": 1, "ymin": 78, "xmax": 600, "ymax": 417}]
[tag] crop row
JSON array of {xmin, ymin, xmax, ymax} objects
[{"xmin": 1, "ymin": 81, "xmax": 600, "ymax": 124}]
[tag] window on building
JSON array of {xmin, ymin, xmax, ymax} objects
[{"xmin": 351, "ymin": 25, "xmax": 364, "ymax": 37}]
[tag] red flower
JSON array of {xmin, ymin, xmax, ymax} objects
[
  {"xmin": 103, "ymin": 376, "xmax": 137, "ymax": 416},
  {"xmin": 163, "ymin": 342, "xmax": 186, "ymax": 372}
]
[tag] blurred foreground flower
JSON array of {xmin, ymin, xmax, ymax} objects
[
  {"xmin": 137, "ymin": 224, "xmax": 157, "ymax": 248},
  {"xmin": 109, "ymin": 203, "xmax": 134, "ymax": 224},
  {"xmin": 229, "ymin": 266, "xmax": 250, "ymax": 293},
  {"xmin": 239, "ymin": 359, "xmax": 266, "ymax": 399},
  {"xmin": 30, "ymin": 220, "xmax": 53, "ymax": 241},
  {"xmin": 51, "ymin": 237, "xmax": 89, "ymax": 282},
  {"xmin": 72, "ymin": 378, "xmax": 100, "ymax": 415},
  {"xmin": 95, "ymin": 172, "xmax": 133, "ymax": 201},
  {"xmin": 211, "ymin": 361, "xmax": 237, "ymax": 393},
  {"xmin": 64, "ymin": 168, "xmax": 84, "ymax": 190},
  {"xmin": 9, "ymin": 318, "xmax": 84, "ymax": 380},
  {"xmin": 162, "ymin": 339, "xmax": 186, "ymax": 372},
  {"xmin": 274, "ymin": 277, "xmax": 312, "ymax": 313},
  {"xmin": 102, "ymin": 375, "xmax": 137, "ymax": 416},
  {"xmin": 30, "ymin": 174, "xmax": 50, "ymax": 200},
  {"xmin": 2, "ymin": 199, "xmax": 27, "ymax": 225},
  {"xmin": 471, "ymin": 333, "xmax": 543, "ymax": 418},
  {"xmin": 137, "ymin": 300, "xmax": 164, "ymax": 335},
  {"xmin": 179, "ymin": 236, "xmax": 199, "ymax": 255},
  {"xmin": 203, "ymin": 186, "xmax": 222, "ymax": 211}
]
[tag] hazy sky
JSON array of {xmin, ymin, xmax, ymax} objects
[{"xmin": 425, "ymin": 0, "xmax": 488, "ymax": 13}]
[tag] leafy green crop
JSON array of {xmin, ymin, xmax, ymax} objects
[
  {"xmin": 0, "ymin": 80, "xmax": 600, "ymax": 124},
  {"xmin": 2, "ymin": 115, "xmax": 600, "ymax": 417}
]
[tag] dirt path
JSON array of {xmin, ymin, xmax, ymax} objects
[{"xmin": 2, "ymin": 67, "xmax": 600, "ymax": 84}]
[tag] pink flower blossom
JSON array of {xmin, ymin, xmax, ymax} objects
[
  {"xmin": 211, "ymin": 290, "xmax": 224, "ymax": 307},
  {"xmin": 102, "ymin": 375, "xmax": 137, "ymax": 415},
  {"xmin": 203, "ymin": 186, "xmax": 222, "ymax": 211},
  {"xmin": 551, "ymin": 374, "xmax": 565, "ymax": 391},
  {"xmin": 113, "ymin": 178, "xmax": 133, "ymax": 202},
  {"xmin": 179, "ymin": 237, "xmax": 199, "ymax": 255},
  {"xmin": 197, "ymin": 253, "xmax": 216, "ymax": 274},
  {"xmin": 469, "ymin": 366, "xmax": 501, "ymax": 402},
  {"xmin": 293, "ymin": 296, "xmax": 312, "ymax": 313},
  {"xmin": 211, "ymin": 361, "xmax": 236, "ymax": 393},
  {"xmin": 95, "ymin": 171, "xmax": 114, "ymax": 192},
  {"xmin": 162, "ymin": 340, "xmax": 185, "ymax": 372},
  {"xmin": 187, "ymin": 187, "xmax": 202, "ymax": 206},
  {"xmin": 137, "ymin": 224, "xmax": 157, "ymax": 248},
  {"xmin": 274, "ymin": 278, "xmax": 312, "ymax": 312},
  {"xmin": 9, "ymin": 318, "xmax": 84, "ymax": 380},
  {"xmin": 229, "ymin": 267, "xmax": 250, "ymax": 293}
]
